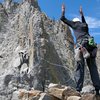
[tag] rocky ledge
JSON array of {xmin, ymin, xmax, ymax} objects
[{"xmin": 11, "ymin": 83, "xmax": 100, "ymax": 100}]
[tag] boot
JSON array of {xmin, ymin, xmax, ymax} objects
[{"xmin": 95, "ymin": 89, "xmax": 100, "ymax": 95}]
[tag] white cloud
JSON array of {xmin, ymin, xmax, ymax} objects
[
  {"xmin": 96, "ymin": 0, "xmax": 100, "ymax": 2},
  {"xmin": 91, "ymin": 32, "xmax": 100, "ymax": 36},
  {"xmin": 85, "ymin": 16, "xmax": 100, "ymax": 28}
]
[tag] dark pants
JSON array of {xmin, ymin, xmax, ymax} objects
[{"xmin": 75, "ymin": 56, "xmax": 100, "ymax": 92}]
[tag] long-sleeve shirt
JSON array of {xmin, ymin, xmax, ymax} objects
[{"xmin": 60, "ymin": 15, "xmax": 90, "ymax": 41}]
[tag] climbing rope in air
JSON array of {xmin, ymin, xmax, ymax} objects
[
  {"xmin": 28, "ymin": 37, "xmax": 75, "ymax": 85},
  {"xmin": 40, "ymin": 57, "xmax": 74, "ymax": 84}
]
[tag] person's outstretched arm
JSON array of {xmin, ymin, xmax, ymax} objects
[
  {"xmin": 79, "ymin": 6, "xmax": 86, "ymax": 23},
  {"xmin": 60, "ymin": 4, "xmax": 75, "ymax": 28}
]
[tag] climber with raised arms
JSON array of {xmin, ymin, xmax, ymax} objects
[{"xmin": 60, "ymin": 4, "xmax": 100, "ymax": 95}]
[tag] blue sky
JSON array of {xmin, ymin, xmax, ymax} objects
[
  {"xmin": 0, "ymin": 0, "xmax": 100, "ymax": 44},
  {"xmin": 38, "ymin": 0, "xmax": 100, "ymax": 44}
]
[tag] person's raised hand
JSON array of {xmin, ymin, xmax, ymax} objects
[
  {"xmin": 79, "ymin": 5, "xmax": 83, "ymax": 16},
  {"xmin": 62, "ymin": 4, "xmax": 65, "ymax": 16}
]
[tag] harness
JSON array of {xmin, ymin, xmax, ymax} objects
[
  {"xmin": 75, "ymin": 34, "xmax": 97, "ymax": 59},
  {"xmin": 76, "ymin": 35, "xmax": 89, "ymax": 48},
  {"xmin": 76, "ymin": 34, "xmax": 97, "ymax": 49}
]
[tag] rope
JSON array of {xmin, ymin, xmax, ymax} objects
[
  {"xmin": 28, "ymin": 54, "xmax": 74, "ymax": 85},
  {"xmin": 27, "ymin": 36, "xmax": 75, "ymax": 84},
  {"xmin": 39, "ymin": 57, "xmax": 75, "ymax": 84}
]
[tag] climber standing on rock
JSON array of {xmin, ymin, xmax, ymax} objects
[{"xmin": 60, "ymin": 4, "xmax": 100, "ymax": 95}]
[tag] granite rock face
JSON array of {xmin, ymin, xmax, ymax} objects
[
  {"xmin": 96, "ymin": 45, "xmax": 100, "ymax": 72},
  {"xmin": 0, "ymin": 0, "xmax": 100, "ymax": 99},
  {"xmin": 0, "ymin": 0, "xmax": 75, "ymax": 99}
]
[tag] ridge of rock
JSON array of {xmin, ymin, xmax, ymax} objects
[{"xmin": 0, "ymin": 0, "xmax": 100, "ymax": 100}]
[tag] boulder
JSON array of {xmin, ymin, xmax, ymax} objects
[
  {"xmin": 95, "ymin": 95, "xmax": 100, "ymax": 100},
  {"xmin": 48, "ymin": 83, "xmax": 62, "ymax": 89},
  {"xmin": 62, "ymin": 87, "xmax": 81, "ymax": 100},
  {"xmin": 12, "ymin": 89, "xmax": 42, "ymax": 100},
  {"xmin": 12, "ymin": 89, "xmax": 61, "ymax": 100},
  {"xmin": 39, "ymin": 93, "xmax": 61, "ymax": 100},
  {"xmin": 48, "ymin": 87, "xmax": 67, "ymax": 99},
  {"xmin": 81, "ymin": 93, "xmax": 96, "ymax": 100},
  {"xmin": 67, "ymin": 96, "xmax": 81, "ymax": 100},
  {"xmin": 81, "ymin": 85, "xmax": 95, "ymax": 94},
  {"xmin": 48, "ymin": 85, "xmax": 81, "ymax": 100}
]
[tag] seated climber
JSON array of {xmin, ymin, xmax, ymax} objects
[{"xmin": 60, "ymin": 4, "xmax": 100, "ymax": 95}]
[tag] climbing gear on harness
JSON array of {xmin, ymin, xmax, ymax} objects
[
  {"xmin": 81, "ymin": 46, "xmax": 90, "ymax": 59},
  {"xmin": 88, "ymin": 36, "xmax": 97, "ymax": 47},
  {"xmin": 75, "ymin": 40, "xmax": 90, "ymax": 59},
  {"xmin": 75, "ymin": 47, "xmax": 82, "ymax": 61},
  {"xmin": 87, "ymin": 36, "xmax": 97, "ymax": 58}
]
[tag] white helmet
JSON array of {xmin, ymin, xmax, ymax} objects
[{"xmin": 72, "ymin": 18, "xmax": 80, "ymax": 22}]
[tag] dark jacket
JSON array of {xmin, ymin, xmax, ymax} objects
[{"xmin": 60, "ymin": 15, "xmax": 90, "ymax": 41}]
